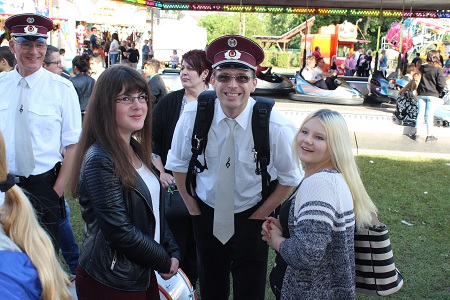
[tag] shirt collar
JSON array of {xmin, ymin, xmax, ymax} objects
[
  {"xmin": 13, "ymin": 67, "xmax": 45, "ymax": 89},
  {"xmin": 214, "ymin": 96, "xmax": 254, "ymax": 130}
]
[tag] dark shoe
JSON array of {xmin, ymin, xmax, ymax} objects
[
  {"xmin": 407, "ymin": 133, "xmax": 418, "ymax": 141},
  {"xmin": 425, "ymin": 136, "xmax": 438, "ymax": 142}
]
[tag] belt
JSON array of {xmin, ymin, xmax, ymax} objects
[{"xmin": 14, "ymin": 169, "xmax": 55, "ymax": 185}]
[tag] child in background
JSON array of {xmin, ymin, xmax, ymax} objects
[
  {"xmin": 170, "ymin": 50, "xmax": 179, "ymax": 69},
  {"xmin": 443, "ymin": 63, "xmax": 450, "ymax": 77},
  {"xmin": 433, "ymin": 75, "xmax": 450, "ymax": 127},
  {"xmin": 143, "ymin": 59, "xmax": 168, "ymax": 105}
]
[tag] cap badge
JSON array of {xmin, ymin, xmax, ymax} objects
[
  {"xmin": 227, "ymin": 38, "xmax": 237, "ymax": 47},
  {"xmin": 26, "ymin": 17, "xmax": 35, "ymax": 24},
  {"xmin": 224, "ymin": 50, "xmax": 241, "ymax": 60},
  {"xmin": 24, "ymin": 25, "xmax": 38, "ymax": 35}
]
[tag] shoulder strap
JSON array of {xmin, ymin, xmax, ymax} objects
[
  {"xmin": 186, "ymin": 90, "xmax": 216, "ymax": 197},
  {"xmin": 252, "ymin": 97, "xmax": 275, "ymax": 201}
]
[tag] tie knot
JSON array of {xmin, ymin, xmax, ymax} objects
[
  {"xmin": 224, "ymin": 118, "xmax": 237, "ymax": 131},
  {"xmin": 20, "ymin": 78, "xmax": 28, "ymax": 88}
]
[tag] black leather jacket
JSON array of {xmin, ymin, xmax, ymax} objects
[
  {"xmin": 78, "ymin": 143, "xmax": 180, "ymax": 291},
  {"xmin": 69, "ymin": 74, "xmax": 95, "ymax": 111}
]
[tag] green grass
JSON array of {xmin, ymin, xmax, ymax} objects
[{"xmin": 67, "ymin": 155, "xmax": 450, "ymax": 299}]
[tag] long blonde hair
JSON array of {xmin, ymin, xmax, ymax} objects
[
  {"xmin": 293, "ymin": 109, "xmax": 377, "ymax": 230},
  {"xmin": 0, "ymin": 132, "xmax": 73, "ymax": 300}
]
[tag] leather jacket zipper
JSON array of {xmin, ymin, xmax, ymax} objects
[{"xmin": 110, "ymin": 250, "xmax": 117, "ymax": 270}]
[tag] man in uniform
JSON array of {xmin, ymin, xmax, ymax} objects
[
  {"xmin": 166, "ymin": 35, "xmax": 302, "ymax": 300},
  {"xmin": 0, "ymin": 13, "xmax": 82, "ymax": 250}
]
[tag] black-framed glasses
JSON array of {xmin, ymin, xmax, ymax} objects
[
  {"xmin": 14, "ymin": 40, "xmax": 47, "ymax": 51},
  {"xmin": 215, "ymin": 74, "xmax": 252, "ymax": 83},
  {"xmin": 45, "ymin": 60, "xmax": 62, "ymax": 67},
  {"xmin": 116, "ymin": 95, "xmax": 149, "ymax": 105}
]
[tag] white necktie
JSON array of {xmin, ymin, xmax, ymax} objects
[
  {"xmin": 15, "ymin": 78, "xmax": 35, "ymax": 177},
  {"xmin": 213, "ymin": 119, "xmax": 237, "ymax": 244}
]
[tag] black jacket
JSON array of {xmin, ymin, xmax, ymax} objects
[
  {"xmin": 78, "ymin": 142, "xmax": 180, "ymax": 291},
  {"xmin": 69, "ymin": 74, "xmax": 95, "ymax": 111},
  {"xmin": 152, "ymin": 89, "xmax": 185, "ymax": 168},
  {"xmin": 417, "ymin": 64, "xmax": 445, "ymax": 97}
]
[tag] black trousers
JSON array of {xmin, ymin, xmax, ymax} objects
[
  {"xmin": 164, "ymin": 190, "xmax": 198, "ymax": 288},
  {"xmin": 16, "ymin": 168, "xmax": 61, "ymax": 250},
  {"xmin": 192, "ymin": 199, "xmax": 268, "ymax": 300}
]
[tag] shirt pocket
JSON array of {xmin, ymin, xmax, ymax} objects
[
  {"xmin": 0, "ymin": 101, "xmax": 9, "ymax": 131},
  {"xmin": 237, "ymin": 150, "xmax": 260, "ymax": 187},
  {"xmin": 28, "ymin": 104, "xmax": 60, "ymax": 139}
]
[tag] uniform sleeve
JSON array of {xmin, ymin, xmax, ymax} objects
[{"xmin": 165, "ymin": 104, "xmax": 196, "ymax": 173}]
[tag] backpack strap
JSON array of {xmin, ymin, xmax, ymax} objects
[
  {"xmin": 186, "ymin": 90, "xmax": 216, "ymax": 198},
  {"xmin": 252, "ymin": 97, "xmax": 275, "ymax": 201}
]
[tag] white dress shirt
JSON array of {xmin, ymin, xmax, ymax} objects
[
  {"xmin": 0, "ymin": 68, "xmax": 81, "ymax": 176},
  {"xmin": 166, "ymin": 97, "xmax": 302, "ymax": 213}
]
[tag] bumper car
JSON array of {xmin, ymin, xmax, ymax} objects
[
  {"xmin": 366, "ymin": 70, "xmax": 408, "ymax": 103},
  {"xmin": 289, "ymin": 73, "xmax": 364, "ymax": 105},
  {"xmin": 251, "ymin": 68, "xmax": 295, "ymax": 97}
]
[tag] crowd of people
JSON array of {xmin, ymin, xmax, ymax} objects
[{"xmin": 1, "ymin": 11, "xmax": 449, "ymax": 300}]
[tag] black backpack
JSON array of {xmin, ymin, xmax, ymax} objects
[{"xmin": 186, "ymin": 90, "xmax": 275, "ymax": 201}]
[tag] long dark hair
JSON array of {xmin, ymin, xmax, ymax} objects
[{"xmin": 70, "ymin": 65, "xmax": 152, "ymax": 196}]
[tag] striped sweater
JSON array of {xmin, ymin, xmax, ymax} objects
[{"xmin": 279, "ymin": 170, "xmax": 356, "ymax": 300}]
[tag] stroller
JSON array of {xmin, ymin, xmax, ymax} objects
[{"xmin": 394, "ymin": 90, "xmax": 418, "ymax": 126}]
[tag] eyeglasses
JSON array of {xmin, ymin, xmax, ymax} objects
[
  {"xmin": 116, "ymin": 95, "xmax": 149, "ymax": 105},
  {"xmin": 14, "ymin": 41, "xmax": 47, "ymax": 51},
  {"xmin": 45, "ymin": 60, "xmax": 62, "ymax": 67},
  {"xmin": 215, "ymin": 74, "xmax": 253, "ymax": 83}
]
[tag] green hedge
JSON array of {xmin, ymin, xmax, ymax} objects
[{"xmin": 262, "ymin": 50, "xmax": 301, "ymax": 68}]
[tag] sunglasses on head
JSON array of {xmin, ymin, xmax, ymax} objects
[{"xmin": 215, "ymin": 74, "xmax": 252, "ymax": 83}]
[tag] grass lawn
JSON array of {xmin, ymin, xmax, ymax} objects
[{"xmin": 67, "ymin": 155, "xmax": 450, "ymax": 299}]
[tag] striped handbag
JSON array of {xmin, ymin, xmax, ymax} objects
[{"xmin": 354, "ymin": 218, "xmax": 404, "ymax": 296}]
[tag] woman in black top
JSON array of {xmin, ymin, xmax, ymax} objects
[
  {"xmin": 411, "ymin": 50, "xmax": 445, "ymax": 142},
  {"xmin": 127, "ymin": 41, "xmax": 140, "ymax": 69},
  {"xmin": 152, "ymin": 49, "xmax": 212, "ymax": 287}
]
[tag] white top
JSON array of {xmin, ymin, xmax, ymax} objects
[
  {"xmin": 166, "ymin": 97, "xmax": 303, "ymax": 212},
  {"xmin": 301, "ymin": 66, "xmax": 321, "ymax": 81},
  {"xmin": 0, "ymin": 192, "xmax": 4, "ymax": 207},
  {"xmin": 109, "ymin": 39, "xmax": 119, "ymax": 54},
  {"xmin": 136, "ymin": 164, "xmax": 161, "ymax": 243},
  {"xmin": 0, "ymin": 68, "xmax": 82, "ymax": 176}
]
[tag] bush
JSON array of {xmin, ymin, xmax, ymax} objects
[{"xmin": 276, "ymin": 52, "xmax": 291, "ymax": 68}]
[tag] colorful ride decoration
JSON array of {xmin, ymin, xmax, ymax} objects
[{"xmin": 302, "ymin": 20, "xmax": 369, "ymax": 75}]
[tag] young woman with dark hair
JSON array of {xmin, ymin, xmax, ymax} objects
[{"xmin": 70, "ymin": 65, "xmax": 180, "ymax": 299}]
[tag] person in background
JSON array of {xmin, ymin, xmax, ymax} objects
[
  {"xmin": 165, "ymin": 35, "xmax": 302, "ymax": 300},
  {"xmin": 443, "ymin": 62, "xmax": 450, "ymax": 77},
  {"xmin": 379, "ymin": 49, "xmax": 388, "ymax": 77},
  {"xmin": 311, "ymin": 46, "xmax": 322, "ymax": 59},
  {"xmin": 0, "ymin": 46, "xmax": 15, "ymax": 72},
  {"xmin": 356, "ymin": 48, "xmax": 367, "ymax": 77},
  {"xmin": 70, "ymin": 53, "xmax": 95, "ymax": 121},
  {"xmin": 43, "ymin": 45, "xmax": 71, "ymax": 80},
  {"xmin": 148, "ymin": 38, "xmax": 154, "ymax": 59},
  {"xmin": 0, "ymin": 131, "xmax": 74, "ymax": 300},
  {"xmin": 343, "ymin": 53, "xmax": 353, "ymax": 76},
  {"xmin": 437, "ymin": 50, "xmax": 444, "ymax": 67},
  {"xmin": 42, "ymin": 45, "xmax": 81, "ymax": 279},
  {"xmin": 109, "ymin": 33, "xmax": 119, "ymax": 66},
  {"xmin": 141, "ymin": 39, "xmax": 150, "ymax": 69},
  {"xmin": 119, "ymin": 40, "xmax": 129, "ymax": 65},
  {"xmin": 59, "ymin": 48, "xmax": 67, "ymax": 69},
  {"xmin": 89, "ymin": 52, "xmax": 105, "ymax": 81},
  {"xmin": 410, "ymin": 50, "xmax": 445, "ymax": 142},
  {"xmin": 329, "ymin": 55, "xmax": 337, "ymax": 73},
  {"xmin": 127, "ymin": 41, "xmax": 139, "ymax": 69},
  {"xmin": 69, "ymin": 65, "xmax": 180, "ymax": 299},
  {"xmin": 445, "ymin": 55, "xmax": 450, "ymax": 68},
  {"xmin": 170, "ymin": 49, "xmax": 179, "ymax": 69},
  {"xmin": 1, "ymin": 13, "xmax": 82, "ymax": 251},
  {"xmin": 433, "ymin": 75, "xmax": 450, "ymax": 127},
  {"xmin": 262, "ymin": 109, "xmax": 377, "ymax": 300},
  {"xmin": 89, "ymin": 27, "xmax": 99, "ymax": 51},
  {"xmin": 151, "ymin": 49, "xmax": 212, "ymax": 288},
  {"xmin": 143, "ymin": 58, "xmax": 167, "ymax": 105},
  {"xmin": 411, "ymin": 52, "xmax": 421, "ymax": 66},
  {"xmin": 364, "ymin": 50, "xmax": 373, "ymax": 77}
]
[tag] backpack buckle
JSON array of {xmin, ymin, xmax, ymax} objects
[{"xmin": 194, "ymin": 135, "xmax": 203, "ymax": 151}]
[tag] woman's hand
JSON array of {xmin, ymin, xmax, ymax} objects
[
  {"xmin": 159, "ymin": 172, "xmax": 175, "ymax": 189},
  {"xmin": 159, "ymin": 258, "xmax": 180, "ymax": 280},
  {"xmin": 262, "ymin": 217, "xmax": 284, "ymax": 252}
]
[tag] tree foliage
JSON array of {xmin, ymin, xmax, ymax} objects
[{"xmin": 197, "ymin": 12, "xmax": 400, "ymax": 52}]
